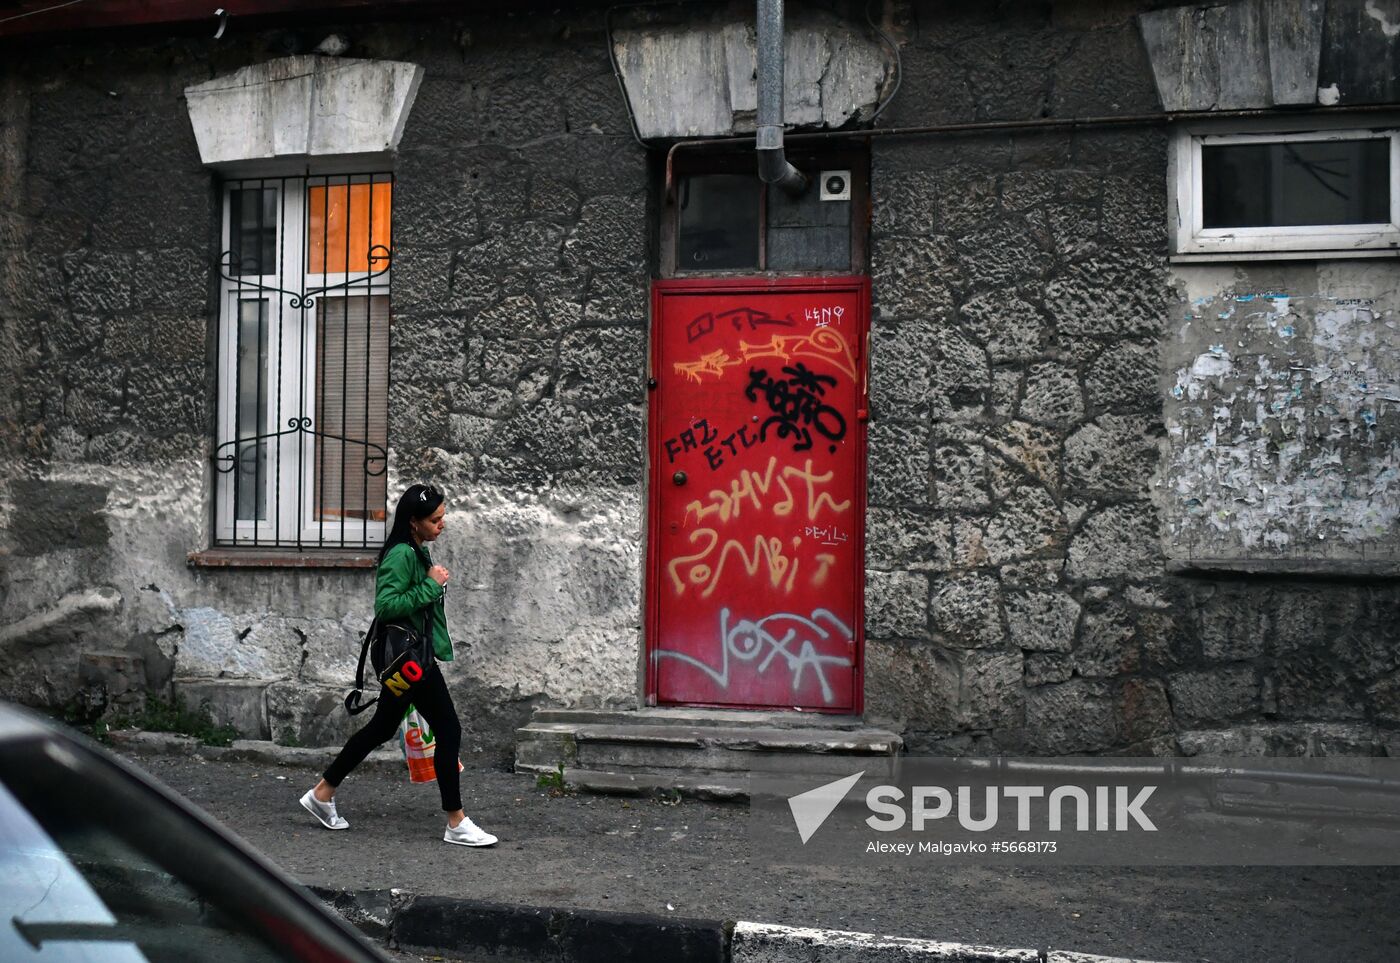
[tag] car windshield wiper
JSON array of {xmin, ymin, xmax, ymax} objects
[{"xmin": 14, "ymin": 916, "xmax": 184, "ymax": 951}]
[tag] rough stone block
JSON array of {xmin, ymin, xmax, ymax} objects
[
  {"xmin": 1370, "ymin": 672, "xmax": 1400, "ymax": 726},
  {"xmin": 865, "ymin": 508, "xmax": 952, "ymax": 573},
  {"xmin": 1086, "ymin": 340, "xmax": 1159, "ymax": 414},
  {"xmin": 1269, "ymin": 656, "xmax": 1366, "ymax": 722},
  {"xmin": 1120, "ymin": 678, "xmax": 1173, "ymax": 744},
  {"xmin": 1064, "ymin": 415, "xmax": 1158, "ymax": 498},
  {"xmin": 556, "ymin": 328, "xmax": 646, "ymax": 405},
  {"xmin": 931, "ymin": 575, "xmax": 1004, "ymax": 649},
  {"xmin": 867, "ymin": 420, "xmax": 931, "ymax": 508},
  {"xmin": 1019, "ymin": 361, "xmax": 1084, "ymax": 426},
  {"xmin": 863, "ymin": 640, "xmax": 959, "ymax": 733},
  {"xmin": 931, "ymin": 328, "xmax": 990, "ymax": 421},
  {"xmin": 870, "ymin": 318, "xmax": 934, "ymax": 422},
  {"xmin": 980, "ymin": 485, "xmax": 1068, "ymax": 565},
  {"xmin": 865, "ymin": 570, "xmax": 929, "ymax": 639},
  {"xmin": 1044, "ymin": 258, "xmax": 1168, "ymax": 339},
  {"xmin": 1024, "ymin": 679, "xmax": 1123, "ymax": 753},
  {"xmin": 932, "ymin": 435, "xmax": 990, "ymax": 509},
  {"xmin": 267, "ymin": 681, "xmax": 359, "ymax": 748},
  {"xmin": 1168, "ymin": 667, "xmax": 1259, "ymax": 726},
  {"xmin": 957, "ymin": 222, "xmax": 1054, "ymax": 293},
  {"xmin": 958, "ymin": 291, "xmax": 1046, "ymax": 363},
  {"xmin": 1006, "ymin": 591, "xmax": 1080, "ymax": 653},
  {"xmin": 1197, "ymin": 586, "xmax": 1269, "ymax": 662},
  {"xmin": 987, "ymin": 421, "xmax": 1061, "ymax": 494},
  {"xmin": 962, "ymin": 650, "xmax": 1025, "ymax": 730},
  {"xmin": 934, "ymin": 172, "xmax": 999, "ymax": 238},
  {"xmin": 563, "ymin": 195, "xmax": 645, "ymax": 272},
  {"xmin": 583, "ymin": 271, "xmax": 647, "ymax": 324},
  {"xmin": 1067, "ymin": 504, "xmax": 1160, "ymax": 581},
  {"xmin": 870, "ymin": 234, "xmax": 958, "ymax": 319},
  {"xmin": 173, "ymin": 678, "xmax": 269, "ymax": 740},
  {"xmin": 1024, "ymin": 653, "xmax": 1074, "ymax": 687},
  {"xmin": 1074, "ymin": 607, "xmax": 1139, "ymax": 678},
  {"xmin": 870, "ymin": 169, "xmax": 938, "ymax": 236},
  {"xmin": 78, "ymin": 650, "xmax": 145, "ymax": 713}
]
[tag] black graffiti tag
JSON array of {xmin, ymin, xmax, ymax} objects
[
  {"xmin": 663, "ymin": 418, "xmax": 720, "ymax": 463},
  {"xmin": 744, "ymin": 363, "xmax": 847, "ymax": 454},
  {"xmin": 719, "ymin": 306, "xmax": 795, "ymax": 333},
  {"xmin": 686, "ymin": 312, "xmax": 716, "ymax": 343},
  {"xmin": 685, "ymin": 306, "xmax": 795, "ymax": 343}
]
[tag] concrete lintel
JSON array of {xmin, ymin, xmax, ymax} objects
[
  {"xmin": 613, "ymin": 10, "xmax": 888, "ymax": 140},
  {"xmin": 184, "ymin": 55, "xmax": 423, "ymax": 169},
  {"xmin": 1139, "ymin": 0, "xmax": 1327, "ymax": 111}
]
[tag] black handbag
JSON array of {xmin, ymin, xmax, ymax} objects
[{"xmin": 344, "ymin": 610, "xmax": 433, "ymax": 715}]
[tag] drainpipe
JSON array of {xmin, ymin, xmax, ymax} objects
[{"xmin": 756, "ymin": 0, "xmax": 807, "ymax": 194}]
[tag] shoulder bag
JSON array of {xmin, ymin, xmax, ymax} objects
[{"xmin": 343, "ymin": 608, "xmax": 433, "ymax": 716}]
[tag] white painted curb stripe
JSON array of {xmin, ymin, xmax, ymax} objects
[
  {"xmin": 1046, "ymin": 952, "xmax": 1178, "ymax": 963},
  {"xmin": 731, "ymin": 921, "xmax": 1041, "ymax": 962}
]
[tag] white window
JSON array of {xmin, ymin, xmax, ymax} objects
[
  {"xmin": 1170, "ymin": 120, "xmax": 1400, "ymax": 260},
  {"xmin": 214, "ymin": 173, "xmax": 393, "ymax": 548}
]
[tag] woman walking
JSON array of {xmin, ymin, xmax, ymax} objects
[{"xmin": 300, "ymin": 483, "xmax": 497, "ymax": 847}]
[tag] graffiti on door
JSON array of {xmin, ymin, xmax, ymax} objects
[{"xmin": 648, "ymin": 280, "xmax": 868, "ymax": 711}]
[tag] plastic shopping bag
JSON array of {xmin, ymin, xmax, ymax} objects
[{"xmin": 398, "ymin": 706, "xmax": 464, "ymax": 783}]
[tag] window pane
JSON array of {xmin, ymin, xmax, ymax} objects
[
  {"xmin": 235, "ymin": 299, "xmax": 268, "ymax": 523},
  {"xmin": 315, "ymin": 295, "xmax": 389, "ymax": 524},
  {"xmin": 1202, "ymin": 138, "xmax": 1390, "ymax": 228},
  {"xmin": 766, "ymin": 182, "xmax": 851, "ymax": 271},
  {"xmin": 677, "ymin": 174, "xmax": 760, "ymax": 270},
  {"xmin": 307, "ymin": 180, "xmax": 393, "ymax": 274},
  {"xmin": 228, "ymin": 188, "xmax": 277, "ymax": 275}
]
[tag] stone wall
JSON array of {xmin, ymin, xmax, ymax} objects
[
  {"xmin": 860, "ymin": 1, "xmax": 1400, "ymax": 756},
  {"xmin": 0, "ymin": 1, "xmax": 1396, "ymax": 759},
  {"xmin": 0, "ymin": 13, "xmax": 650, "ymax": 753}
]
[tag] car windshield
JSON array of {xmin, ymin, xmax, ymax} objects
[{"xmin": 0, "ymin": 737, "xmax": 356, "ymax": 962}]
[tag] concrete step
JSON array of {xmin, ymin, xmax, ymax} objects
[
  {"xmin": 515, "ymin": 708, "xmax": 902, "ymax": 800},
  {"xmin": 530, "ymin": 707, "xmax": 873, "ymax": 730}
]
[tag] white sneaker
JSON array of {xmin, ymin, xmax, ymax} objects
[
  {"xmin": 300, "ymin": 789, "xmax": 349, "ymax": 830},
  {"xmin": 444, "ymin": 815, "xmax": 497, "ymax": 847}
]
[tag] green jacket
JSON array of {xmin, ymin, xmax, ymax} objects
[{"xmin": 375, "ymin": 542, "xmax": 452, "ymax": 662}]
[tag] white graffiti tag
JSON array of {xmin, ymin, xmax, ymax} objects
[{"xmin": 655, "ymin": 608, "xmax": 854, "ymax": 704}]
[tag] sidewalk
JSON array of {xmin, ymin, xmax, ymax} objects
[{"xmin": 112, "ymin": 733, "xmax": 1400, "ymax": 962}]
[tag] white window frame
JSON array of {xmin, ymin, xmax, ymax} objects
[
  {"xmin": 1170, "ymin": 117, "xmax": 1400, "ymax": 261},
  {"xmin": 214, "ymin": 173, "xmax": 392, "ymax": 548}
]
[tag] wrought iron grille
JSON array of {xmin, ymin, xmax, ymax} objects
[{"xmin": 213, "ymin": 173, "xmax": 393, "ymax": 549}]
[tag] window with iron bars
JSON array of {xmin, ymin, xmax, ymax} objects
[{"xmin": 214, "ymin": 173, "xmax": 393, "ymax": 549}]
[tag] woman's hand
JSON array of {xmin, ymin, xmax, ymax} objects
[{"xmin": 428, "ymin": 565, "xmax": 450, "ymax": 587}]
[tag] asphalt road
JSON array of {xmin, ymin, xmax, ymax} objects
[{"xmin": 121, "ymin": 748, "xmax": 1400, "ymax": 963}]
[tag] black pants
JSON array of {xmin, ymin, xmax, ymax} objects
[{"xmin": 323, "ymin": 661, "xmax": 462, "ymax": 812}]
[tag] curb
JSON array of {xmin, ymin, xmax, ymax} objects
[{"xmin": 311, "ymin": 887, "xmax": 1177, "ymax": 963}]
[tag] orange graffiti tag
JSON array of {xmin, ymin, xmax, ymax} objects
[
  {"xmin": 673, "ymin": 329, "xmax": 858, "ymax": 384},
  {"xmin": 685, "ymin": 457, "xmax": 852, "ymax": 527},
  {"xmin": 668, "ymin": 530, "xmax": 803, "ymax": 598}
]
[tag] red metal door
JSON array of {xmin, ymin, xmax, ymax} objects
[{"xmin": 646, "ymin": 277, "xmax": 869, "ymax": 712}]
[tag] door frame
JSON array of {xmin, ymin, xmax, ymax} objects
[{"xmin": 644, "ymin": 274, "xmax": 871, "ymax": 714}]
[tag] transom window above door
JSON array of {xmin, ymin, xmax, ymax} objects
[{"xmin": 661, "ymin": 149, "xmax": 869, "ymax": 277}]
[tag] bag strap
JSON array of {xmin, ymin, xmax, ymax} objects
[{"xmin": 343, "ymin": 617, "xmax": 380, "ymax": 716}]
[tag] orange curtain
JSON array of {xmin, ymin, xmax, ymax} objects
[{"xmin": 307, "ymin": 182, "xmax": 393, "ymax": 273}]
